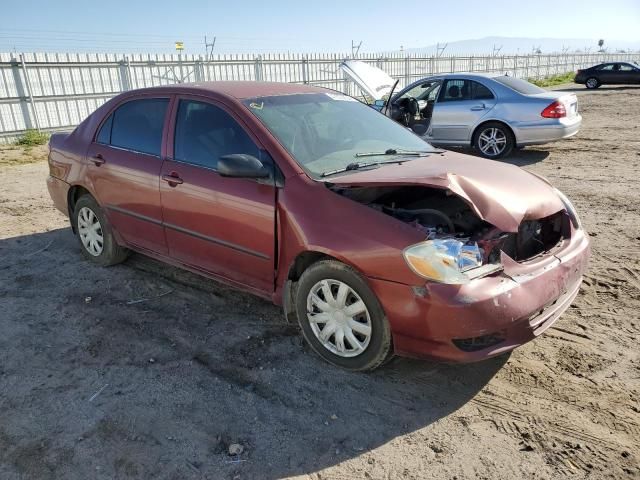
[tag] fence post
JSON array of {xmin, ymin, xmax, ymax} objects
[
  {"xmin": 194, "ymin": 55, "xmax": 204, "ymax": 82},
  {"xmin": 301, "ymin": 56, "xmax": 309, "ymax": 84},
  {"xmin": 118, "ymin": 56, "xmax": 131, "ymax": 91},
  {"xmin": 404, "ymin": 55, "xmax": 410, "ymax": 85},
  {"xmin": 254, "ymin": 55, "xmax": 264, "ymax": 81},
  {"xmin": 11, "ymin": 54, "xmax": 38, "ymax": 131}
]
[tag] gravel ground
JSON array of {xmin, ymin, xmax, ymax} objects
[{"xmin": 0, "ymin": 84, "xmax": 639, "ymax": 480}]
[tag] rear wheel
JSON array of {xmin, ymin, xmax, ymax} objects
[
  {"xmin": 585, "ymin": 77, "xmax": 600, "ymax": 89},
  {"xmin": 473, "ymin": 122, "xmax": 514, "ymax": 159},
  {"xmin": 74, "ymin": 195, "xmax": 128, "ymax": 266},
  {"xmin": 295, "ymin": 260, "xmax": 393, "ymax": 371}
]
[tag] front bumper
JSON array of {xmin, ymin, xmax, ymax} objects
[
  {"xmin": 514, "ymin": 115, "xmax": 582, "ymax": 146},
  {"xmin": 368, "ymin": 229, "xmax": 590, "ymax": 362}
]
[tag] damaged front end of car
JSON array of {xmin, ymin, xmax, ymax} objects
[{"xmin": 327, "ymin": 183, "xmax": 574, "ymax": 284}]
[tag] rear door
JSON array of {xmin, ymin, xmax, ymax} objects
[
  {"xmin": 86, "ymin": 97, "xmax": 170, "ymax": 255},
  {"xmin": 159, "ymin": 97, "xmax": 276, "ymax": 294},
  {"xmin": 429, "ymin": 79, "xmax": 496, "ymax": 143}
]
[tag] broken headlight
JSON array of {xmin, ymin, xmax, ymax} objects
[
  {"xmin": 554, "ymin": 188, "xmax": 582, "ymax": 230},
  {"xmin": 403, "ymin": 239, "xmax": 484, "ymax": 284}
]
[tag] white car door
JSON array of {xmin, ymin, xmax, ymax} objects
[{"xmin": 428, "ymin": 79, "xmax": 496, "ymax": 144}]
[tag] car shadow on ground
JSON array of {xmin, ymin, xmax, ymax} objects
[{"xmin": 0, "ymin": 228, "xmax": 508, "ymax": 479}]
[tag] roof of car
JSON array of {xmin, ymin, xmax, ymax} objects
[
  {"xmin": 130, "ymin": 81, "xmax": 326, "ymax": 100},
  {"xmin": 428, "ymin": 72, "xmax": 508, "ymax": 80}
]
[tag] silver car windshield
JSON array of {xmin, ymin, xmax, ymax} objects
[{"xmin": 243, "ymin": 92, "xmax": 437, "ymax": 178}]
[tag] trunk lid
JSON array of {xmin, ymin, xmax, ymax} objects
[
  {"xmin": 326, "ymin": 151, "xmax": 564, "ymax": 233},
  {"xmin": 340, "ymin": 60, "xmax": 396, "ymax": 101}
]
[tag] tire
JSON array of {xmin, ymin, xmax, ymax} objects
[
  {"xmin": 473, "ymin": 122, "xmax": 515, "ymax": 159},
  {"xmin": 73, "ymin": 194, "xmax": 128, "ymax": 266},
  {"xmin": 294, "ymin": 260, "xmax": 393, "ymax": 371},
  {"xmin": 585, "ymin": 77, "xmax": 600, "ymax": 89}
]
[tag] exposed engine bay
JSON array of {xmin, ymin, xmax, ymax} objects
[{"xmin": 331, "ymin": 185, "xmax": 567, "ymax": 264}]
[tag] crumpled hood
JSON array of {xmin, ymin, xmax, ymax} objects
[{"xmin": 327, "ymin": 151, "xmax": 564, "ymax": 232}]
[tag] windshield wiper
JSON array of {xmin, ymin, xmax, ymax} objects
[
  {"xmin": 321, "ymin": 158, "xmax": 414, "ymax": 177},
  {"xmin": 354, "ymin": 148, "xmax": 433, "ymax": 158}
]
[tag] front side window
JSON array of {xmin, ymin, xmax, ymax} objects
[
  {"xmin": 399, "ymin": 81, "xmax": 441, "ymax": 101},
  {"xmin": 243, "ymin": 92, "xmax": 437, "ymax": 178},
  {"xmin": 619, "ymin": 63, "xmax": 634, "ymax": 71},
  {"xmin": 174, "ymin": 100, "xmax": 259, "ymax": 170},
  {"xmin": 105, "ymin": 98, "xmax": 168, "ymax": 156}
]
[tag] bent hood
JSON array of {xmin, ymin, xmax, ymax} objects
[
  {"xmin": 340, "ymin": 60, "xmax": 396, "ymax": 101},
  {"xmin": 327, "ymin": 152, "xmax": 564, "ymax": 233}
]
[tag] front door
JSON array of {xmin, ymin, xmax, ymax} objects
[
  {"xmin": 159, "ymin": 97, "xmax": 276, "ymax": 294},
  {"xmin": 429, "ymin": 79, "xmax": 496, "ymax": 143},
  {"xmin": 86, "ymin": 97, "xmax": 170, "ymax": 255}
]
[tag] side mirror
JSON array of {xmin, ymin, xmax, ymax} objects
[
  {"xmin": 373, "ymin": 99, "xmax": 386, "ymax": 109},
  {"xmin": 218, "ymin": 154, "xmax": 269, "ymax": 179}
]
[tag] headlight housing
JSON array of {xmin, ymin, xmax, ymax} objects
[
  {"xmin": 403, "ymin": 239, "xmax": 484, "ymax": 284},
  {"xmin": 554, "ymin": 188, "xmax": 582, "ymax": 230}
]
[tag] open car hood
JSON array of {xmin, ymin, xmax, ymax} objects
[
  {"xmin": 340, "ymin": 60, "xmax": 396, "ymax": 101},
  {"xmin": 327, "ymin": 152, "xmax": 564, "ymax": 233}
]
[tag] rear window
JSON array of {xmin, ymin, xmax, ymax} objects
[
  {"xmin": 107, "ymin": 98, "xmax": 169, "ymax": 156},
  {"xmin": 492, "ymin": 76, "xmax": 546, "ymax": 95}
]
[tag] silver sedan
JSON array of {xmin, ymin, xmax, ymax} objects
[{"xmin": 341, "ymin": 61, "xmax": 582, "ymax": 159}]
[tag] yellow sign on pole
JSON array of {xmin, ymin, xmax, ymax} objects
[{"xmin": 175, "ymin": 41, "xmax": 184, "ymax": 51}]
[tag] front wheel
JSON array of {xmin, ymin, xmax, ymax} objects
[
  {"xmin": 295, "ymin": 260, "xmax": 393, "ymax": 371},
  {"xmin": 585, "ymin": 77, "xmax": 600, "ymax": 89},
  {"xmin": 473, "ymin": 122, "xmax": 514, "ymax": 159},
  {"xmin": 74, "ymin": 194, "xmax": 128, "ymax": 266}
]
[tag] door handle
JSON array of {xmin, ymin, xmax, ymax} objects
[
  {"xmin": 91, "ymin": 153, "xmax": 105, "ymax": 166},
  {"xmin": 470, "ymin": 104, "xmax": 486, "ymax": 111},
  {"xmin": 162, "ymin": 173, "xmax": 184, "ymax": 186}
]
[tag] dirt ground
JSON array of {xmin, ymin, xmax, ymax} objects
[{"xmin": 1, "ymin": 85, "xmax": 639, "ymax": 480}]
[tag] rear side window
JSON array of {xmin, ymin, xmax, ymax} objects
[
  {"xmin": 439, "ymin": 80, "xmax": 495, "ymax": 102},
  {"xmin": 598, "ymin": 64, "xmax": 615, "ymax": 70},
  {"xmin": 104, "ymin": 98, "xmax": 168, "ymax": 156},
  {"xmin": 174, "ymin": 100, "xmax": 259, "ymax": 170},
  {"xmin": 471, "ymin": 81, "xmax": 494, "ymax": 100}
]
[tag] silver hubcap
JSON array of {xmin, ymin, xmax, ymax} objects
[
  {"xmin": 478, "ymin": 127, "xmax": 507, "ymax": 156},
  {"xmin": 77, "ymin": 207, "xmax": 104, "ymax": 256},
  {"xmin": 307, "ymin": 279, "xmax": 372, "ymax": 358},
  {"xmin": 586, "ymin": 78, "xmax": 597, "ymax": 88}
]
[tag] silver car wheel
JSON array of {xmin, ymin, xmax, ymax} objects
[
  {"xmin": 478, "ymin": 127, "xmax": 507, "ymax": 156},
  {"xmin": 306, "ymin": 279, "xmax": 372, "ymax": 358},
  {"xmin": 77, "ymin": 206, "xmax": 104, "ymax": 256},
  {"xmin": 586, "ymin": 78, "xmax": 598, "ymax": 89}
]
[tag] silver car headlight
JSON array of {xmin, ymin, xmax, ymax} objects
[
  {"xmin": 403, "ymin": 239, "xmax": 484, "ymax": 284},
  {"xmin": 554, "ymin": 188, "xmax": 582, "ymax": 230}
]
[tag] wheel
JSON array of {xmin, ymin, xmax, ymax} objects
[
  {"xmin": 74, "ymin": 194, "xmax": 128, "ymax": 266},
  {"xmin": 294, "ymin": 260, "xmax": 393, "ymax": 371},
  {"xmin": 473, "ymin": 122, "xmax": 514, "ymax": 159},
  {"xmin": 585, "ymin": 77, "xmax": 600, "ymax": 89}
]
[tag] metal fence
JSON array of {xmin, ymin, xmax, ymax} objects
[{"xmin": 1, "ymin": 51, "xmax": 638, "ymax": 143}]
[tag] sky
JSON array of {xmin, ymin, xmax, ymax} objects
[{"xmin": 1, "ymin": 0, "xmax": 639, "ymax": 54}]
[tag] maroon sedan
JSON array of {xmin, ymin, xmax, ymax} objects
[{"xmin": 46, "ymin": 81, "xmax": 590, "ymax": 371}]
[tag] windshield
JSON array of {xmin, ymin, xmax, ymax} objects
[
  {"xmin": 493, "ymin": 75, "xmax": 546, "ymax": 95},
  {"xmin": 243, "ymin": 92, "xmax": 437, "ymax": 178}
]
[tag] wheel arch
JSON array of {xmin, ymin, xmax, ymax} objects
[
  {"xmin": 471, "ymin": 119, "xmax": 517, "ymax": 146},
  {"xmin": 67, "ymin": 184, "xmax": 95, "ymax": 233},
  {"xmin": 281, "ymin": 249, "xmax": 369, "ymax": 324}
]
